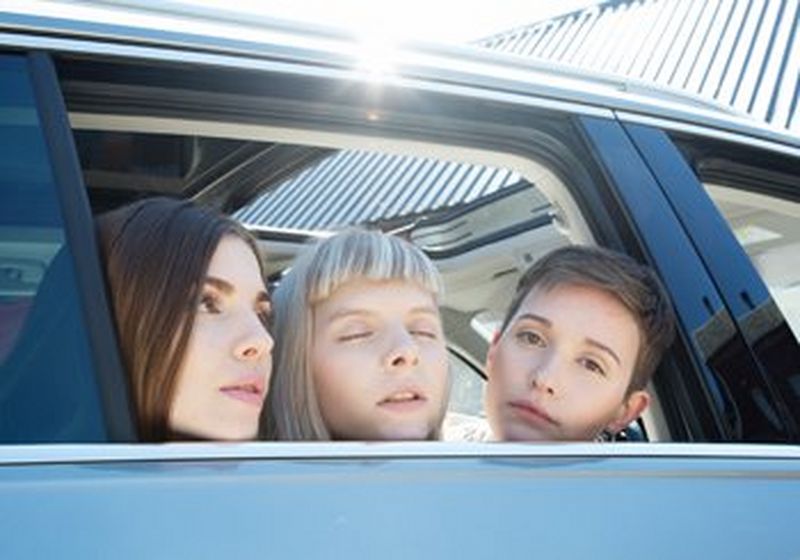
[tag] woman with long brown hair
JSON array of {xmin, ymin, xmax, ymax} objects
[{"xmin": 97, "ymin": 197, "xmax": 273, "ymax": 441}]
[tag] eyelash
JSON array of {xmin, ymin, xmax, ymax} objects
[
  {"xmin": 199, "ymin": 292, "xmax": 221, "ymax": 314},
  {"xmin": 339, "ymin": 331, "xmax": 372, "ymax": 342},
  {"xmin": 580, "ymin": 357, "xmax": 607, "ymax": 377},
  {"xmin": 200, "ymin": 291, "xmax": 271, "ymax": 323},
  {"xmin": 410, "ymin": 329, "xmax": 437, "ymax": 339},
  {"xmin": 338, "ymin": 328, "xmax": 438, "ymax": 342},
  {"xmin": 515, "ymin": 330, "xmax": 545, "ymax": 347}
]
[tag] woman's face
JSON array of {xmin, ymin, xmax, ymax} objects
[
  {"xmin": 311, "ymin": 279, "xmax": 449, "ymax": 440},
  {"xmin": 169, "ymin": 235, "xmax": 274, "ymax": 440},
  {"xmin": 484, "ymin": 283, "xmax": 646, "ymax": 441}
]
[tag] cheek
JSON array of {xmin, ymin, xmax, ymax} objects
[
  {"xmin": 569, "ymin": 383, "xmax": 627, "ymax": 420},
  {"xmin": 185, "ymin": 318, "xmax": 222, "ymax": 353},
  {"xmin": 311, "ymin": 337, "xmax": 349, "ymax": 380},
  {"xmin": 433, "ymin": 349, "xmax": 451, "ymax": 396},
  {"xmin": 488, "ymin": 344, "xmax": 523, "ymax": 389},
  {"xmin": 173, "ymin": 327, "xmax": 203, "ymax": 381},
  {"xmin": 310, "ymin": 340, "xmax": 361, "ymax": 403},
  {"xmin": 174, "ymin": 320, "xmax": 230, "ymax": 384},
  {"xmin": 425, "ymin": 343, "xmax": 449, "ymax": 376}
]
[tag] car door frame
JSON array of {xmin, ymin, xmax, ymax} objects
[
  {"xmin": 25, "ymin": 50, "xmax": 136, "ymax": 441},
  {"xmin": 618, "ymin": 119, "xmax": 800, "ymax": 441}
]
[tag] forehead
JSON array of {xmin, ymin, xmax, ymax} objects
[
  {"xmin": 517, "ymin": 282, "xmax": 640, "ymax": 335},
  {"xmin": 316, "ymin": 278, "xmax": 438, "ymax": 316},
  {"xmin": 206, "ymin": 235, "xmax": 262, "ymax": 283}
]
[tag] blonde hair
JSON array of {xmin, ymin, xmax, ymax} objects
[{"xmin": 261, "ymin": 229, "xmax": 445, "ymax": 440}]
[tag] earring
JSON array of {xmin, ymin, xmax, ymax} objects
[{"xmin": 596, "ymin": 429, "xmax": 614, "ymax": 442}]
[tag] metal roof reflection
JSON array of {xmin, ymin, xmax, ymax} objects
[{"xmin": 238, "ymin": 0, "xmax": 798, "ymax": 230}]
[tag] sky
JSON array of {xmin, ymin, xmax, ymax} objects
[{"xmin": 173, "ymin": 0, "xmax": 600, "ymax": 43}]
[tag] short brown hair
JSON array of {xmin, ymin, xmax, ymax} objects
[
  {"xmin": 96, "ymin": 197, "xmax": 264, "ymax": 441},
  {"xmin": 499, "ymin": 245, "xmax": 675, "ymax": 392}
]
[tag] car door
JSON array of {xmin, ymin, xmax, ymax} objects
[
  {"xmin": 0, "ymin": 51, "xmax": 134, "ymax": 442},
  {"xmin": 620, "ymin": 120, "xmax": 800, "ymax": 442}
]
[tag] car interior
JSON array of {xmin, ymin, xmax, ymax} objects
[
  {"xmin": 63, "ymin": 114, "xmax": 676, "ymax": 442},
  {"xmin": 3, "ymin": 51, "xmax": 797, "ymax": 444}
]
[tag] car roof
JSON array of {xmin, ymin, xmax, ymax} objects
[{"xmin": 2, "ymin": 0, "xmax": 799, "ymax": 152}]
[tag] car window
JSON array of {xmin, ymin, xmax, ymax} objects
[
  {"xmin": 659, "ymin": 131, "xmax": 800, "ymax": 439},
  {"xmin": 71, "ymin": 128, "xmax": 570, "ymax": 421},
  {"xmin": 56, "ymin": 52, "xmax": 766, "ymax": 442},
  {"xmin": 705, "ymin": 186, "xmax": 800, "ymax": 340},
  {"xmin": 665, "ymin": 133, "xmax": 800, "ymax": 341},
  {"xmin": 0, "ymin": 54, "xmax": 105, "ymax": 443}
]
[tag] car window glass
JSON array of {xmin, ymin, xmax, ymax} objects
[
  {"xmin": 669, "ymin": 133, "xmax": 800, "ymax": 342},
  {"xmin": 0, "ymin": 54, "xmax": 104, "ymax": 443},
  {"xmin": 705, "ymin": 185, "xmax": 800, "ymax": 340}
]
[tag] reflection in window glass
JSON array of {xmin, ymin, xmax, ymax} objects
[
  {"xmin": 706, "ymin": 185, "xmax": 800, "ymax": 339},
  {"xmin": 0, "ymin": 55, "xmax": 104, "ymax": 443}
]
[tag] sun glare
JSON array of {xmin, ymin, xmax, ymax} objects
[{"xmin": 355, "ymin": 33, "xmax": 398, "ymax": 81}]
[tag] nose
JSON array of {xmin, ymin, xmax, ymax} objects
[
  {"xmin": 383, "ymin": 327, "xmax": 420, "ymax": 371},
  {"xmin": 530, "ymin": 350, "xmax": 559, "ymax": 397},
  {"xmin": 234, "ymin": 313, "xmax": 274, "ymax": 361}
]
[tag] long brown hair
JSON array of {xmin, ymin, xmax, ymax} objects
[{"xmin": 96, "ymin": 197, "xmax": 264, "ymax": 441}]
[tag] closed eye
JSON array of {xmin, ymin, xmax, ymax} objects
[
  {"xmin": 338, "ymin": 331, "xmax": 372, "ymax": 342},
  {"xmin": 410, "ymin": 329, "xmax": 438, "ymax": 339}
]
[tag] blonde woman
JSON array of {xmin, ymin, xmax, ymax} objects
[{"xmin": 262, "ymin": 230, "xmax": 449, "ymax": 441}]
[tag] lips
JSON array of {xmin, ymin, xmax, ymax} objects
[
  {"xmin": 378, "ymin": 389, "xmax": 427, "ymax": 411},
  {"xmin": 509, "ymin": 400, "xmax": 558, "ymax": 427},
  {"xmin": 220, "ymin": 375, "xmax": 265, "ymax": 406}
]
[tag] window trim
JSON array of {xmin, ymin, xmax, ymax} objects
[
  {"xmin": 578, "ymin": 115, "xmax": 749, "ymax": 442},
  {"xmin": 622, "ymin": 121, "xmax": 800, "ymax": 442}
]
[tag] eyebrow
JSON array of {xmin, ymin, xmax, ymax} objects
[
  {"xmin": 204, "ymin": 276, "xmax": 233, "ymax": 295},
  {"xmin": 328, "ymin": 305, "xmax": 440, "ymax": 322},
  {"xmin": 204, "ymin": 276, "xmax": 270, "ymax": 303},
  {"xmin": 514, "ymin": 312, "xmax": 622, "ymax": 366}
]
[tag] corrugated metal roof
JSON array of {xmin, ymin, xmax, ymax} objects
[
  {"xmin": 238, "ymin": 0, "xmax": 799, "ymax": 230},
  {"xmin": 235, "ymin": 150, "xmax": 526, "ymax": 229},
  {"xmin": 481, "ymin": 0, "xmax": 799, "ymax": 132}
]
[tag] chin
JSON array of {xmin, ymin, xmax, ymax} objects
[
  {"xmin": 377, "ymin": 423, "xmax": 436, "ymax": 441},
  {"xmin": 181, "ymin": 421, "xmax": 258, "ymax": 442},
  {"xmin": 218, "ymin": 423, "xmax": 259, "ymax": 441},
  {"xmin": 503, "ymin": 425, "xmax": 551, "ymax": 442}
]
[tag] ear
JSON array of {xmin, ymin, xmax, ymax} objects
[{"xmin": 606, "ymin": 390, "xmax": 650, "ymax": 434}]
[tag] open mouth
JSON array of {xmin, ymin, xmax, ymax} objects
[{"xmin": 378, "ymin": 390, "xmax": 427, "ymax": 409}]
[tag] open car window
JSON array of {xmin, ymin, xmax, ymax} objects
[
  {"xmin": 62, "ymin": 51, "xmax": 692, "ymax": 442},
  {"xmin": 0, "ymin": 26, "xmax": 788, "ymax": 444}
]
